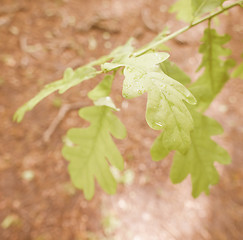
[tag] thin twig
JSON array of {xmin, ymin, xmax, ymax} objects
[{"xmin": 43, "ymin": 102, "xmax": 86, "ymax": 142}]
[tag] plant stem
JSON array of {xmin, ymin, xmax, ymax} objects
[{"xmin": 134, "ymin": 0, "xmax": 243, "ymax": 57}]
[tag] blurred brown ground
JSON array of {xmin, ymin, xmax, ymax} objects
[{"xmin": 0, "ymin": 0, "xmax": 243, "ymax": 239}]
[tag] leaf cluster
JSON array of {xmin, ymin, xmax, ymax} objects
[{"xmin": 14, "ymin": 0, "xmax": 243, "ymax": 199}]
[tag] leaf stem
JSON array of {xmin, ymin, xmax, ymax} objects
[{"xmin": 134, "ymin": 0, "xmax": 243, "ymax": 57}]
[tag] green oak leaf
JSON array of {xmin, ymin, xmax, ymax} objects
[
  {"xmin": 170, "ymin": 109, "xmax": 231, "ymax": 197},
  {"xmin": 14, "ymin": 66, "xmax": 97, "ymax": 122},
  {"xmin": 88, "ymin": 75, "xmax": 114, "ymax": 101},
  {"xmin": 170, "ymin": 0, "xmax": 193, "ymax": 23},
  {"xmin": 103, "ymin": 52, "xmax": 196, "ymax": 153},
  {"xmin": 151, "ymin": 55, "xmax": 231, "ymax": 197},
  {"xmin": 94, "ymin": 96, "xmax": 118, "ymax": 111},
  {"xmin": 150, "ymin": 131, "xmax": 170, "ymax": 161},
  {"xmin": 62, "ymin": 105, "xmax": 126, "ymax": 200},
  {"xmin": 160, "ymin": 60, "xmax": 191, "ymax": 85},
  {"xmin": 130, "ymin": 71, "xmax": 196, "ymax": 153},
  {"xmin": 190, "ymin": 28, "xmax": 235, "ymax": 111},
  {"xmin": 151, "ymin": 62, "xmax": 191, "ymax": 159}
]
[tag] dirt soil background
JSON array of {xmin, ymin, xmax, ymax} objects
[{"xmin": 0, "ymin": 0, "xmax": 243, "ymax": 239}]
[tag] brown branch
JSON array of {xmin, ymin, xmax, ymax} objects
[{"xmin": 43, "ymin": 102, "xmax": 86, "ymax": 142}]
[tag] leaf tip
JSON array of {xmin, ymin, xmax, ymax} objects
[
  {"xmin": 84, "ymin": 192, "xmax": 94, "ymax": 200},
  {"xmin": 13, "ymin": 109, "xmax": 24, "ymax": 123}
]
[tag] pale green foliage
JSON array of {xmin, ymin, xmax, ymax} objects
[
  {"xmin": 150, "ymin": 60, "xmax": 191, "ymax": 159},
  {"xmin": 140, "ymin": 71, "xmax": 195, "ymax": 121},
  {"xmin": 62, "ymin": 106, "xmax": 126, "ymax": 200},
  {"xmin": 62, "ymin": 74, "xmax": 124, "ymax": 200},
  {"xmin": 232, "ymin": 54, "xmax": 243, "ymax": 79},
  {"xmin": 170, "ymin": 0, "xmax": 194, "ymax": 22},
  {"xmin": 151, "ymin": 132, "xmax": 170, "ymax": 161},
  {"xmin": 160, "ymin": 60, "xmax": 191, "ymax": 85},
  {"xmin": 170, "ymin": 109, "xmax": 231, "ymax": 197},
  {"xmin": 103, "ymin": 52, "xmax": 197, "ymax": 153},
  {"xmin": 14, "ymin": 39, "xmax": 134, "ymax": 123},
  {"xmin": 190, "ymin": 28, "xmax": 234, "ymax": 111},
  {"xmin": 170, "ymin": 0, "xmax": 226, "ymax": 22},
  {"xmin": 14, "ymin": 66, "xmax": 97, "ymax": 122},
  {"xmin": 151, "ymin": 107, "xmax": 232, "ymax": 197},
  {"xmin": 88, "ymin": 75, "xmax": 114, "ymax": 101},
  {"xmin": 151, "ymin": 29, "xmax": 233, "ymax": 197},
  {"xmin": 13, "ymin": 0, "xmax": 242, "ymax": 199},
  {"xmin": 93, "ymin": 96, "xmax": 118, "ymax": 110},
  {"xmin": 143, "ymin": 72, "xmax": 196, "ymax": 153}
]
